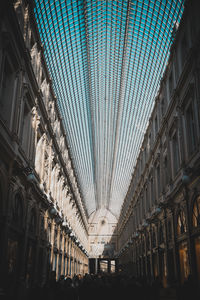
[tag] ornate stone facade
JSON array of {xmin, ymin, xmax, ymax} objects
[
  {"xmin": 117, "ymin": 0, "xmax": 200, "ymax": 287},
  {"xmin": 0, "ymin": 0, "xmax": 88, "ymax": 296},
  {"xmin": 1, "ymin": 0, "xmax": 200, "ymax": 297},
  {"xmin": 88, "ymin": 208, "xmax": 118, "ymax": 258}
]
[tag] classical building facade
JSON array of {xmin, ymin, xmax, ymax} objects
[
  {"xmin": 1, "ymin": 0, "xmax": 200, "ymax": 298},
  {"xmin": 0, "ymin": 0, "xmax": 89, "ymax": 296},
  {"xmin": 117, "ymin": 0, "xmax": 200, "ymax": 287}
]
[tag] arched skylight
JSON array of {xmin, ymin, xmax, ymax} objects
[{"xmin": 34, "ymin": 0, "xmax": 184, "ymax": 217}]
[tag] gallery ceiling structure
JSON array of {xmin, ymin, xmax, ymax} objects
[{"xmin": 34, "ymin": 0, "xmax": 184, "ymax": 217}]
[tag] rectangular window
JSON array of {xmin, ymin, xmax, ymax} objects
[
  {"xmin": 155, "ymin": 116, "xmax": 158, "ymax": 136},
  {"xmin": 181, "ymin": 36, "xmax": 187, "ymax": 65},
  {"xmin": 148, "ymin": 133, "xmax": 151, "ymax": 152},
  {"xmin": 156, "ymin": 165, "xmax": 161, "ymax": 199},
  {"xmin": 144, "ymin": 188, "xmax": 146, "ymax": 214},
  {"xmin": 145, "ymin": 187, "xmax": 149, "ymax": 212},
  {"xmin": 186, "ymin": 103, "xmax": 197, "ymax": 155},
  {"xmin": 161, "ymin": 98, "xmax": 165, "ymax": 117},
  {"xmin": 139, "ymin": 203, "xmax": 142, "ymax": 223},
  {"xmin": 21, "ymin": 102, "xmax": 31, "ymax": 154},
  {"xmin": 163, "ymin": 156, "xmax": 169, "ymax": 189},
  {"xmin": 0, "ymin": 57, "xmax": 15, "ymax": 125},
  {"xmin": 140, "ymin": 158, "xmax": 143, "ymax": 174},
  {"xmin": 172, "ymin": 133, "xmax": 180, "ymax": 175},
  {"xmin": 143, "ymin": 147, "xmax": 146, "ymax": 164},
  {"xmin": 136, "ymin": 205, "xmax": 139, "ymax": 226},
  {"xmin": 140, "ymin": 199, "xmax": 143, "ymax": 221},
  {"xmin": 142, "ymin": 195, "xmax": 145, "ymax": 218},
  {"xmin": 151, "ymin": 177, "xmax": 154, "ymax": 207},
  {"xmin": 169, "ymin": 71, "xmax": 173, "ymax": 98}
]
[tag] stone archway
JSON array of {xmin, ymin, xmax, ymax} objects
[{"xmin": 88, "ymin": 208, "xmax": 118, "ymax": 273}]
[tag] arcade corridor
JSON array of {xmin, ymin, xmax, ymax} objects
[{"xmin": 0, "ymin": 0, "xmax": 200, "ymax": 299}]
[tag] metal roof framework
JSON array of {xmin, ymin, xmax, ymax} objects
[{"xmin": 34, "ymin": 0, "xmax": 184, "ymax": 217}]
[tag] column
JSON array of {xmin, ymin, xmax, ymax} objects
[{"xmin": 95, "ymin": 258, "xmax": 98, "ymax": 274}]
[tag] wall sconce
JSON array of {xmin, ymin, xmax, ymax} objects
[
  {"xmin": 62, "ymin": 221, "xmax": 68, "ymax": 227},
  {"xmin": 39, "ymin": 183, "xmax": 45, "ymax": 192},
  {"xmin": 182, "ymin": 167, "xmax": 192, "ymax": 185},
  {"xmin": 25, "ymin": 167, "xmax": 37, "ymax": 183},
  {"xmin": 49, "ymin": 207, "xmax": 57, "ymax": 217},
  {"xmin": 27, "ymin": 173, "xmax": 37, "ymax": 183},
  {"xmin": 155, "ymin": 207, "xmax": 161, "ymax": 214},
  {"xmin": 182, "ymin": 174, "xmax": 190, "ymax": 185}
]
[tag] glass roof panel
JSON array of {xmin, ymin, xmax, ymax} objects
[{"xmin": 34, "ymin": 0, "xmax": 184, "ymax": 217}]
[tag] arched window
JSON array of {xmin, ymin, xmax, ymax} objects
[
  {"xmin": 192, "ymin": 196, "xmax": 200, "ymax": 228},
  {"xmin": 177, "ymin": 209, "xmax": 187, "ymax": 235},
  {"xmin": 12, "ymin": 193, "xmax": 23, "ymax": 229}
]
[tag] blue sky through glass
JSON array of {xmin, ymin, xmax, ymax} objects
[{"xmin": 34, "ymin": 0, "xmax": 184, "ymax": 217}]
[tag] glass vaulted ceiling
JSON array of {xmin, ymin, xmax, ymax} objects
[{"xmin": 34, "ymin": 0, "xmax": 184, "ymax": 217}]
